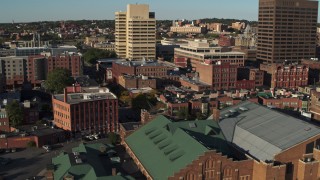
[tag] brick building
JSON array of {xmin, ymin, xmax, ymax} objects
[
  {"xmin": 197, "ymin": 61, "xmax": 238, "ymax": 91},
  {"xmin": 174, "ymin": 39, "xmax": 245, "ymax": 69},
  {"xmin": 260, "ymin": 63, "xmax": 309, "ymax": 89},
  {"xmin": 28, "ymin": 53, "xmax": 83, "ymax": 86},
  {"xmin": 301, "ymin": 58, "xmax": 320, "ymax": 84},
  {"xmin": 0, "ymin": 125, "xmax": 65, "ymax": 149},
  {"xmin": 52, "ymin": 87, "xmax": 118, "ymax": 136},
  {"xmin": 112, "ymin": 60, "xmax": 180, "ymax": 89},
  {"xmin": 0, "ymin": 54, "xmax": 82, "ymax": 88},
  {"xmin": 118, "ymin": 75, "xmax": 157, "ymax": 89},
  {"xmin": 258, "ymin": 96, "xmax": 302, "ymax": 110},
  {"xmin": 0, "ymin": 109, "xmax": 9, "ymax": 133},
  {"xmin": 310, "ymin": 89, "xmax": 320, "ymax": 122},
  {"xmin": 235, "ymin": 79, "xmax": 255, "ymax": 90},
  {"xmin": 249, "ymin": 68, "xmax": 264, "ymax": 87},
  {"xmin": 124, "ymin": 101, "xmax": 320, "ymax": 180},
  {"xmin": 218, "ymin": 35, "xmax": 235, "ymax": 47}
]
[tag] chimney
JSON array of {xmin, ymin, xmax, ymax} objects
[
  {"xmin": 112, "ymin": 168, "xmax": 117, "ymax": 176},
  {"xmin": 64, "ymin": 88, "xmax": 68, "ymax": 103},
  {"xmin": 212, "ymin": 108, "xmax": 220, "ymax": 122}
]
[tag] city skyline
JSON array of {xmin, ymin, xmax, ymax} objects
[{"xmin": 1, "ymin": 0, "xmax": 262, "ymax": 23}]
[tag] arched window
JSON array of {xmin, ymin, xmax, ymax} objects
[
  {"xmin": 203, "ymin": 158, "xmax": 215, "ymax": 179},
  {"xmin": 185, "ymin": 171, "xmax": 197, "ymax": 180},
  {"xmin": 223, "ymin": 166, "xmax": 233, "ymax": 180}
]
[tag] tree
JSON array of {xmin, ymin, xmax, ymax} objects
[
  {"xmin": 44, "ymin": 68, "xmax": 74, "ymax": 94},
  {"xmin": 108, "ymin": 132, "xmax": 119, "ymax": 145},
  {"xmin": 27, "ymin": 141, "xmax": 36, "ymax": 148},
  {"xmin": 83, "ymin": 48, "xmax": 116, "ymax": 65},
  {"xmin": 132, "ymin": 93, "xmax": 157, "ymax": 110},
  {"xmin": 5, "ymin": 100, "xmax": 23, "ymax": 127}
]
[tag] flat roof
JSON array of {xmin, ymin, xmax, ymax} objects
[{"xmin": 54, "ymin": 90, "xmax": 117, "ymax": 104}]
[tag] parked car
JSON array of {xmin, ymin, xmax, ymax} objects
[
  {"xmin": 42, "ymin": 145, "xmax": 51, "ymax": 152},
  {"xmin": 5, "ymin": 149, "xmax": 10, "ymax": 153},
  {"xmin": 0, "ymin": 157, "xmax": 11, "ymax": 165},
  {"xmin": 11, "ymin": 148, "xmax": 16, "ymax": 153}
]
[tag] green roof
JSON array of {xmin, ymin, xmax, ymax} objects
[
  {"xmin": 125, "ymin": 115, "xmax": 230, "ymax": 180},
  {"xmin": 52, "ymin": 143, "xmax": 133, "ymax": 180},
  {"xmin": 257, "ymin": 92, "xmax": 273, "ymax": 98}
]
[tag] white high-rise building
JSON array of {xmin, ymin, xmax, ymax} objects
[{"xmin": 115, "ymin": 4, "xmax": 156, "ymax": 60}]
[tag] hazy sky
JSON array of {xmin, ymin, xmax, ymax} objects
[{"xmin": 0, "ymin": 0, "xmax": 316, "ymax": 23}]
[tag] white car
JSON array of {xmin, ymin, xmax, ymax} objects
[{"xmin": 42, "ymin": 145, "xmax": 51, "ymax": 151}]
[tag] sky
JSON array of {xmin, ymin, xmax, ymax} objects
[{"xmin": 0, "ymin": 0, "xmax": 297, "ymax": 23}]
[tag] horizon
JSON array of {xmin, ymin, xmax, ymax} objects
[{"xmin": 0, "ymin": 0, "xmax": 262, "ymax": 23}]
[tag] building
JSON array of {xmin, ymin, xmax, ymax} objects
[
  {"xmin": 231, "ymin": 22, "xmax": 245, "ymax": 30},
  {"xmin": 249, "ymin": 68, "xmax": 264, "ymax": 87},
  {"xmin": 0, "ymin": 56, "xmax": 27, "ymax": 88},
  {"xmin": 257, "ymin": 0, "xmax": 318, "ymax": 64},
  {"xmin": 112, "ymin": 59, "xmax": 180, "ymax": 88},
  {"xmin": 119, "ymin": 75, "xmax": 157, "ymax": 89},
  {"xmin": 260, "ymin": 63, "xmax": 309, "ymax": 89},
  {"xmin": 27, "ymin": 53, "xmax": 82, "ymax": 86},
  {"xmin": 123, "ymin": 101, "xmax": 320, "ymax": 180},
  {"xmin": 156, "ymin": 44, "xmax": 179, "ymax": 61},
  {"xmin": 115, "ymin": 4, "xmax": 156, "ymax": 60},
  {"xmin": 301, "ymin": 58, "xmax": 320, "ymax": 84},
  {"xmin": 258, "ymin": 96, "xmax": 303, "ymax": 110},
  {"xmin": 197, "ymin": 61, "xmax": 238, "ymax": 91},
  {"xmin": 0, "ymin": 124, "xmax": 65, "ymax": 149},
  {"xmin": 52, "ymin": 87, "xmax": 118, "ymax": 136},
  {"xmin": 0, "ymin": 109, "xmax": 9, "ymax": 133},
  {"xmin": 84, "ymin": 36, "xmax": 107, "ymax": 46},
  {"xmin": 218, "ymin": 35, "xmax": 235, "ymax": 47},
  {"xmin": 310, "ymin": 89, "xmax": 320, "ymax": 121},
  {"xmin": 170, "ymin": 26, "xmax": 207, "ymax": 34},
  {"xmin": 93, "ymin": 42, "xmax": 115, "ymax": 51},
  {"xmin": 47, "ymin": 143, "xmax": 133, "ymax": 180},
  {"xmin": 174, "ymin": 39, "xmax": 245, "ymax": 69},
  {"xmin": 15, "ymin": 46, "xmax": 77, "ymax": 56}
]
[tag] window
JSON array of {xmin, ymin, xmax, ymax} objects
[
  {"xmin": 306, "ymin": 142, "xmax": 314, "ymax": 154},
  {"xmin": 204, "ymin": 158, "xmax": 215, "ymax": 179}
]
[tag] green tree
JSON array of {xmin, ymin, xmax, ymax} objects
[
  {"xmin": 83, "ymin": 48, "xmax": 116, "ymax": 65},
  {"xmin": 108, "ymin": 132, "xmax": 119, "ymax": 145},
  {"xmin": 132, "ymin": 93, "xmax": 157, "ymax": 110},
  {"xmin": 27, "ymin": 141, "xmax": 36, "ymax": 148},
  {"xmin": 5, "ymin": 100, "xmax": 23, "ymax": 127},
  {"xmin": 44, "ymin": 68, "xmax": 74, "ymax": 94},
  {"xmin": 177, "ymin": 108, "xmax": 190, "ymax": 120}
]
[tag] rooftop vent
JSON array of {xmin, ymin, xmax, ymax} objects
[{"xmin": 189, "ymin": 122, "xmax": 197, "ymax": 128}]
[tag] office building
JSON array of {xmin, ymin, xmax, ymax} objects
[
  {"xmin": 115, "ymin": 4, "xmax": 156, "ymax": 60},
  {"xmin": 174, "ymin": 40, "xmax": 245, "ymax": 69},
  {"xmin": 257, "ymin": 0, "xmax": 318, "ymax": 64},
  {"xmin": 52, "ymin": 87, "xmax": 118, "ymax": 135},
  {"xmin": 0, "ymin": 56, "xmax": 27, "ymax": 88}
]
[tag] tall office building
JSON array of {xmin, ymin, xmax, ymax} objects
[
  {"xmin": 115, "ymin": 4, "xmax": 156, "ymax": 60},
  {"xmin": 257, "ymin": 0, "xmax": 318, "ymax": 64}
]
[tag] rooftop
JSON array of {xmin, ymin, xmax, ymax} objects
[
  {"xmin": 214, "ymin": 101, "xmax": 320, "ymax": 161},
  {"xmin": 125, "ymin": 115, "xmax": 243, "ymax": 179},
  {"xmin": 54, "ymin": 88, "xmax": 117, "ymax": 104},
  {"xmin": 52, "ymin": 143, "xmax": 133, "ymax": 180}
]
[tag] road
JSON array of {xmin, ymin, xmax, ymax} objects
[{"xmin": 0, "ymin": 138, "xmax": 110, "ymax": 180}]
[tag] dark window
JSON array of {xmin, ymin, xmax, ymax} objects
[{"xmin": 306, "ymin": 142, "xmax": 314, "ymax": 154}]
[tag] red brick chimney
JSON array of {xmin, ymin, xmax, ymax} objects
[
  {"xmin": 212, "ymin": 108, "xmax": 220, "ymax": 122},
  {"xmin": 112, "ymin": 168, "xmax": 117, "ymax": 176},
  {"xmin": 64, "ymin": 88, "xmax": 68, "ymax": 103}
]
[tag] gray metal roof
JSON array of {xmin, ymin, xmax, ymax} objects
[{"xmin": 217, "ymin": 101, "xmax": 320, "ymax": 161}]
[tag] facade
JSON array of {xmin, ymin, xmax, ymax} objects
[
  {"xmin": 257, "ymin": 0, "xmax": 318, "ymax": 64},
  {"xmin": 118, "ymin": 75, "xmax": 157, "ymax": 89},
  {"xmin": 197, "ymin": 61, "xmax": 238, "ymax": 91},
  {"xmin": 258, "ymin": 96, "xmax": 302, "ymax": 110},
  {"xmin": 260, "ymin": 63, "xmax": 309, "ymax": 88},
  {"xmin": 218, "ymin": 35, "xmax": 235, "ymax": 47},
  {"xmin": 301, "ymin": 58, "xmax": 320, "ymax": 84},
  {"xmin": 174, "ymin": 40, "xmax": 245, "ymax": 69},
  {"xmin": 249, "ymin": 68, "xmax": 264, "ymax": 87},
  {"xmin": 310, "ymin": 89, "xmax": 320, "ymax": 121},
  {"xmin": 115, "ymin": 4, "xmax": 156, "ymax": 60},
  {"xmin": 170, "ymin": 26, "xmax": 207, "ymax": 34},
  {"xmin": 52, "ymin": 87, "xmax": 118, "ymax": 135},
  {"xmin": 0, "ymin": 110, "xmax": 9, "ymax": 133},
  {"xmin": 112, "ymin": 59, "xmax": 180, "ymax": 88},
  {"xmin": 84, "ymin": 36, "xmax": 107, "ymax": 46},
  {"xmin": 0, "ymin": 56, "xmax": 27, "ymax": 88}
]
